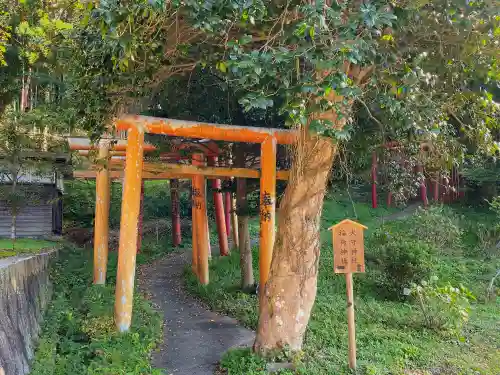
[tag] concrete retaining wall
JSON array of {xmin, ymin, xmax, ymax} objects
[{"xmin": 0, "ymin": 251, "xmax": 55, "ymax": 375}]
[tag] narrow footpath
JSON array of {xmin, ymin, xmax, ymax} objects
[{"xmin": 139, "ymin": 250, "xmax": 254, "ymax": 375}]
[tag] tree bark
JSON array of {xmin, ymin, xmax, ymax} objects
[
  {"xmin": 10, "ymin": 214, "xmax": 16, "ymax": 242},
  {"xmin": 253, "ymin": 130, "xmax": 337, "ymax": 352},
  {"xmin": 236, "ymin": 177, "xmax": 254, "ymax": 290}
]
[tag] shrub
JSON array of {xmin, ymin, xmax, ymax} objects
[
  {"xmin": 370, "ymin": 230, "xmax": 434, "ymax": 299},
  {"xmin": 472, "ymin": 223, "xmax": 500, "ymax": 258},
  {"xmin": 405, "ymin": 277, "xmax": 476, "ymax": 337},
  {"xmin": 395, "ymin": 206, "xmax": 463, "ymax": 253},
  {"xmin": 489, "ymin": 196, "xmax": 500, "ymax": 218}
]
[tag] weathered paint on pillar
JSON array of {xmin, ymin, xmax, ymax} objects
[
  {"xmin": 93, "ymin": 144, "xmax": 110, "ymax": 285},
  {"xmin": 371, "ymin": 152, "xmax": 377, "ymax": 209},
  {"xmin": 208, "ymin": 156, "xmax": 229, "ymax": 256},
  {"xmin": 114, "ymin": 127, "xmax": 145, "ymax": 332},
  {"xmin": 259, "ymin": 136, "xmax": 277, "ymax": 293},
  {"xmin": 224, "ymin": 189, "xmax": 231, "ymax": 237},
  {"xmin": 205, "ymin": 177, "xmax": 211, "ymax": 260},
  {"xmin": 192, "ymin": 153, "xmax": 209, "ymax": 285},
  {"xmin": 206, "ymin": 214, "xmax": 212, "ymax": 260},
  {"xmin": 137, "ymin": 180, "xmax": 145, "ymax": 253},
  {"xmin": 171, "ymin": 179, "xmax": 182, "ymax": 246}
]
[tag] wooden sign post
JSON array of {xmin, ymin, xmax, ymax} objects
[{"xmin": 329, "ymin": 219, "xmax": 367, "ymax": 370}]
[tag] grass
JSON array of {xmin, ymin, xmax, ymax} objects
[
  {"xmin": 29, "ymin": 233, "xmax": 174, "ymax": 375},
  {"xmin": 0, "ymin": 238, "xmax": 58, "ymax": 258},
  {"xmin": 185, "ymin": 192, "xmax": 500, "ymax": 375}
]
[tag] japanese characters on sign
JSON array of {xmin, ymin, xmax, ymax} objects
[
  {"xmin": 331, "ymin": 220, "xmax": 366, "ymax": 274},
  {"xmin": 260, "ymin": 190, "xmax": 273, "ymax": 222}
]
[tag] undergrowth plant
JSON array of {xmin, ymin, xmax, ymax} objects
[
  {"xmin": 369, "ymin": 228, "xmax": 434, "ymax": 299},
  {"xmin": 406, "ymin": 276, "xmax": 476, "ymax": 337},
  {"xmin": 393, "ymin": 206, "xmax": 463, "ymax": 253},
  {"xmin": 30, "ymin": 243, "xmax": 164, "ymax": 375}
]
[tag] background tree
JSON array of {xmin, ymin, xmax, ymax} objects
[{"xmin": 0, "ymin": 109, "xmax": 66, "ymax": 243}]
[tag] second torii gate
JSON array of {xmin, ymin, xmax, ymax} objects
[{"xmin": 92, "ymin": 115, "xmax": 295, "ymax": 332}]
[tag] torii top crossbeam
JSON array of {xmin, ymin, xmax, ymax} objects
[{"xmin": 116, "ymin": 115, "xmax": 296, "ymax": 144}]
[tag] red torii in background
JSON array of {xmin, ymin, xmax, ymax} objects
[{"xmin": 370, "ymin": 141, "xmax": 463, "ymax": 209}]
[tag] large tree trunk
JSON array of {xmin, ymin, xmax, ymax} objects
[
  {"xmin": 253, "ymin": 131, "xmax": 337, "ymax": 352},
  {"xmin": 236, "ymin": 177, "xmax": 254, "ymax": 290},
  {"xmin": 251, "ymin": 57, "xmax": 368, "ymax": 352}
]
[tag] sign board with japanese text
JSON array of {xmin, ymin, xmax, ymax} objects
[{"xmin": 329, "ymin": 219, "xmax": 367, "ymax": 274}]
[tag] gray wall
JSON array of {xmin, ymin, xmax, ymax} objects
[{"xmin": 0, "ymin": 251, "xmax": 54, "ymax": 375}]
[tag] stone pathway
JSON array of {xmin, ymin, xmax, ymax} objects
[
  {"xmin": 139, "ymin": 250, "xmax": 254, "ymax": 375},
  {"xmin": 379, "ymin": 202, "xmax": 422, "ymax": 222}
]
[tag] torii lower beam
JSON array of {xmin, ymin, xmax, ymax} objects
[{"xmin": 75, "ymin": 164, "xmax": 290, "ymax": 180}]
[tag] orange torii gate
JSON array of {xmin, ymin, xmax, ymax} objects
[
  {"xmin": 110, "ymin": 115, "xmax": 296, "ymax": 332},
  {"xmin": 70, "ymin": 137, "xmax": 236, "ymax": 276}
]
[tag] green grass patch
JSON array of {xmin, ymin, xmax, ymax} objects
[
  {"xmin": 0, "ymin": 238, "xmax": 58, "ymax": 258},
  {"xmin": 186, "ymin": 194, "xmax": 500, "ymax": 375},
  {"xmin": 29, "ymin": 234, "xmax": 172, "ymax": 375}
]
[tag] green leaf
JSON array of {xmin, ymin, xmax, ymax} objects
[
  {"xmin": 217, "ymin": 61, "xmax": 227, "ymax": 73},
  {"xmin": 309, "ymin": 27, "xmax": 315, "ymax": 39}
]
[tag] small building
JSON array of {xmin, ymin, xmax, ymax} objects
[{"xmin": 0, "ymin": 153, "xmax": 70, "ymax": 238}]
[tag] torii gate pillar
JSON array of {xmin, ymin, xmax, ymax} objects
[
  {"xmin": 114, "ymin": 127, "xmax": 145, "ymax": 332},
  {"xmin": 93, "ymin": 143, "xmax": 111, "ymax": 285}
]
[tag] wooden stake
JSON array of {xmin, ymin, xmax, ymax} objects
[{"xmin": 346, "ymin": 272, "xmax": 356, "ymax": 370}]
